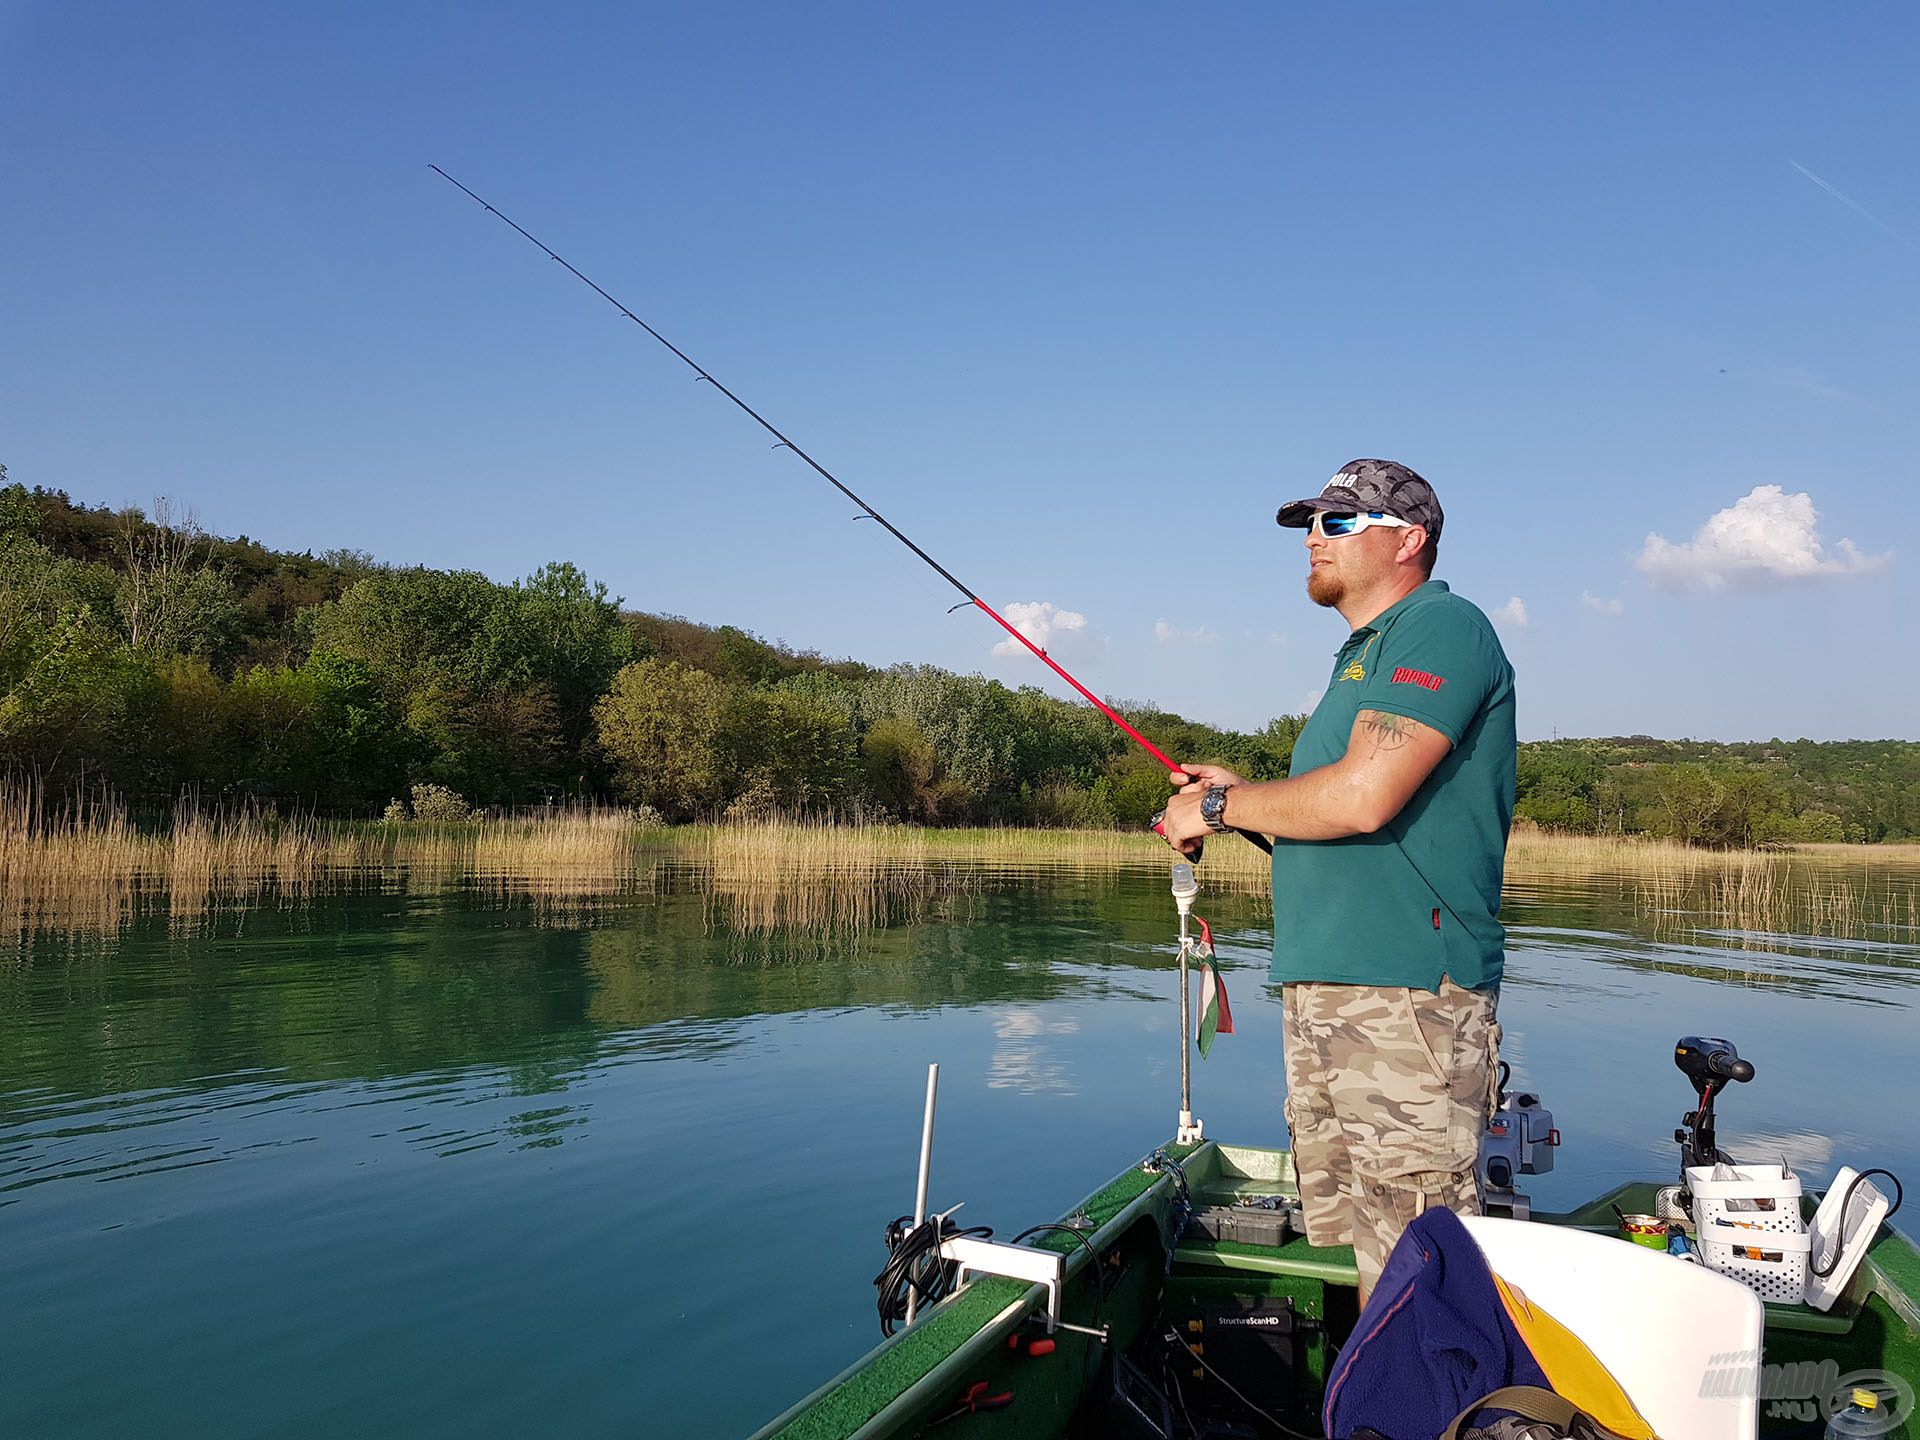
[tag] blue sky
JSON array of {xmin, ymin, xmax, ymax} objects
[{"xmin": 4, "ymin": 3, "xmax": 1915, "ymax": 741}]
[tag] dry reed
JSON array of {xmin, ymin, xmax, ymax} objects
[
  {"xmin": 692, "ymin": 817, "xmax": 969, "ymax": 939},
  {"xmin": 1503, "ymin": 828, "xmax": 1918, "ymax": 948},
  {"xmin": 6, "ymin": 780, "xmax": 1915, "ymax": 953}
]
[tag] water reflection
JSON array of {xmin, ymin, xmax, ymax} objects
[
  {"xmin": 986, "ymin": 1007, "xmax": 1082, "ymax": 1094},
  {"xmin": 2, "ymin": 860, "xmax": 1918, "ymax": 1438}
]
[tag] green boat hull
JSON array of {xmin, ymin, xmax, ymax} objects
[{"xmin": 751, "ymin": 1141, "xmax": 1920, "ymax": 1440}]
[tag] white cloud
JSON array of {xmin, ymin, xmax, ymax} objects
[
  {"xmin": 1154, "ymin": 618, "xmax": 1219, "ymax": 646},
  {"xmin": 1267, "ymin": 631, "xmax": 1288, "ymax": 647},
  {"xmin": 1581, "ymin": 591, "xmax": 1625, "ymax": 617},
  {"xmin": 991, "ymin": 600, "xmax": 1092, "ymax": 657},
  {"xmin": 1491, "ymin": 596, "xmax": 1529, "ymax": 629},
  {"xmin": 1637, "ymin": 485, "xmax": 1891, "ymax": 592},
  {"xmin": 1303, "ymin": 689, "xmax": 1324, "ymax": 712}
]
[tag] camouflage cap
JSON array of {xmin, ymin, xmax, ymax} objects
[{"xmin": 1275, "ymin": 459, "xmax": 1443, "ymax": 539}]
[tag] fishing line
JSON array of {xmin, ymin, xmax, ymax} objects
[{"xmin": 430, "ymin": 166, "xmax": 1273, "ymax": 855}]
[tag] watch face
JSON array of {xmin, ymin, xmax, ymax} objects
[{"xmin": 1202, "ymin": 786, "xmax": 1228, "ymax": 828}]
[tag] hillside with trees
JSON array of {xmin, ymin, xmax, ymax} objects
[{"xmin": 4, "ymin": 471, "xmax": 1914, "ymax": 842}]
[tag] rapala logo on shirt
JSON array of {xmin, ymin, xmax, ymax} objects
[{"xmin": 1390, "ymin": 666, "xmax": 1446, "ymax": 692}]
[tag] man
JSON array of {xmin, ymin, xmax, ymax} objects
[{"xmin": 1157, "ymin": 458, "xmax": 1516, "ymax": 1300}]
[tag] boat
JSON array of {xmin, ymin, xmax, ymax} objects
[{"xmin": 750, "ymin": 870, "xmax": 1919, "ymax": 1440}]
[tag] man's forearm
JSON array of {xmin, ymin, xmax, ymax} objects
[
  {"xmin": 1218, "ymin": 765, "xmax": 1385, "ymax": 841},
  {"xmin": 1163, "ymin": 712, "xmax": 1447, "ymax": 852}
]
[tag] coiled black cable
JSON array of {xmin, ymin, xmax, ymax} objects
[
  {"xmin": 874, "ymin": 1213, "xmax": 993, "ymax": 1337},
  {"xmin": 1810, "ymin": 1168, "xmax": 1903, "ymax": 1278}
]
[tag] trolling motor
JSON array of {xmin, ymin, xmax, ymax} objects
[{"xmin": 1673, "ymin": 1035, "xmax": 1756, "ymax": 1178}]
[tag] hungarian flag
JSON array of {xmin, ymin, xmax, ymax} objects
[{"xmin": 1193, "ymin": 917, "xmax": 1233, "ymax": 1058}]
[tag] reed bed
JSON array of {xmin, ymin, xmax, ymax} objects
[
  {"xmin": 925, "ymin": 825, "xmax": 1275, "ymax": 892},
  {"xmin": 1636, "ymin": 849, "xmax": 1919, "ymax": 948},
  {"xmin": 1502, "ymin": 830, "xmax": 1920, "ymax": 946},
  {"xmin": 692, "ymin": 817, "xmax": 972, "ymax": 938},
  {"xmin": 5, "ymin": 779, "xmax": 1916, "ymax": 953},
  {"xmin": 1, "ymin": 781, "xmax": 149, "ymax": 940},
  {"xmin": 473, "ymin": 808, "xmax": 640, "ymax": 876},
  {"xmin": 0, "ymin": 789, "xmax": 669, "ymax": 946}
]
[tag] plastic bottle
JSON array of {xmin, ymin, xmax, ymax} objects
[{"xmin": 1825, "ymin": 1387, "xmax": 1884, "ymax": 1439}]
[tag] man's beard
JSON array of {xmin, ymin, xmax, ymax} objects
[{"xmin": 1306, "ymin": 567, "xmax": 1344, "ymax": 608}]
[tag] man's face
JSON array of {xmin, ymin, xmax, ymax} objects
[{"xmin": 1304, "ymin": 515, "xmax": 1408, "ymax": 608}]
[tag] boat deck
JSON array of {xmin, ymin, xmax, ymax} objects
[{"xmin": 753, "ymin": 1141, "xmax": 1920, "ymax": 1439}]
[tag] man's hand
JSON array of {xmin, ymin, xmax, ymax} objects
[
  {"xmin": 1156, "ymin": 787, "xmax": 1211, "ymax": 856},
  {"xmin": 1173, "ymin": 763, "xmax": 1247, "ymax": 795}
]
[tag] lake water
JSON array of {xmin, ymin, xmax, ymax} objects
[{"xmin": 4, "ymin": 863, "xmax": 1918, "ymax": 1437}]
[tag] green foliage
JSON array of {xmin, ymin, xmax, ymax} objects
[
  {"xmin": 852, "ymin": 716, "xmax": 931, "ymax": 821},
  {"xmin": 511, "ymin": 561, "xmax": 633, "ymax": 745},
  {"xmin": 117, "ymin": 564, "xmax": 243, "ymax": 659},
  {"xmin": 3, "ymin": 465, "xmax": 1913, "ymax": 842},
  {"xmin": 0, "ymin": 608, "xmax": 152, "ymax": 785},
  {"xmin": 1030, "ymin": 781, "xmax": 1118, "ymax": 829},
  {"xmin": 593, "ymin": 659, "xmax": 736, "ymax": 820},
  {"xmin": 1514, "ymin": 737, "xmax": 1912, "ymax": 846},
  {"xmin": 224, "ymin": 654, "xmax": 407, "ymax": 807},
  {"xmin": 302, "ymin": 560, "xmax": 628, "ymax": 802},
  {"xmin": 1104, "ymin": 756, "xmax": 1183, "ymax": 830},
  {"xmin": 0, "ymin": 477, "xmax": 39, "ymax": 535},
  {"xmin": 733, "ymin": 688, "xmax": 860, "ymax": 814}
]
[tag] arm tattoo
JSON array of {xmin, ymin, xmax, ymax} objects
[{"xmin": 1358, "ymin": 708, "xmax": 1424, "ymax": 755}]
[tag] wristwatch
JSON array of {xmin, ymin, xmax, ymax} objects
[{"xmin": 1199, "ymin": 784, "xmax": 1234, "ymax": 834}]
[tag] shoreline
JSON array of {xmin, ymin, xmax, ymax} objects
[{"xmin": 6, "ymin": 806, "xmax": 1918, "ymax": 948}]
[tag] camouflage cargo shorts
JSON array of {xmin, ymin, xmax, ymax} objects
[{"xmin": 1281, "ymin": 978, "xmax": 1500, "ymax": 1294}]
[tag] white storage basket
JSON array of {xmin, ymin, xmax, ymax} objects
[{"xmin": 1688, "ymin": 1163, "xmax": 1810, "ymax": 1305}]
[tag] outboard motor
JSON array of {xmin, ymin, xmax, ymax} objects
[{"xmin": 1479, "ymin": 1064, "xmax": 1559, "ymax": 1219}]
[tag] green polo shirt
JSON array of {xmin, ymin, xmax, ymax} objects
[{"xmin": 1270, "ymin": 580, "xmax": 1516, "ymax": 992}]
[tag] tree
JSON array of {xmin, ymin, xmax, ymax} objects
[
  {"xmin": 303, "ymin": 563, "xmax": 623, "ymax": 802},
  {"xmin": 592, "ymin": 659, "xmax": 736, "ymax": 820},
  {"xmin": 854, "ymin": 716, "xmax": 929, "ymax": 820},
  {"xmin": 115, "ymin": 498, "xmax": 241, "ymax": 659},
  {"xmin": 1254, "ymin": 714, "xmax": 1308, "ymax": 776},
  {"xmin": 1639, "ymin": 764, "xmax": 1727, "ymax": 846},
  {"xmin": 1515, "ymin": 747, "xmax": 1604, "ymax": 833},
  {"xmin": 0, "ymin": 530, "xmax": 142, "ymax": 785},
  {"xmin": 0, "ymin": 473, "xmax": 39, "ymax": 535},
  {"xmin": 0, "ymin": 611, "xmax": 151, "ymax": 786},
  {"xmin": 734, "ymin": 688, "xmax": 860, "ymax": 813},
  {"xmin": 509, "ymin": 561, "xmax": 633, "ymax": 755},
  {"xmin": 225, "ymin": 654, "xmax": 407, "ymax": 808}
]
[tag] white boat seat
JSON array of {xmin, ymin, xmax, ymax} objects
[{"xmin": 1459, "ymin": 1215, "xmax": 1763, "ymax": 1440}]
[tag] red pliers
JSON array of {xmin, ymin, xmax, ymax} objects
[{"xmin": 930, "ymin": 1380, "xmax": 1014, "ymax": 1426}]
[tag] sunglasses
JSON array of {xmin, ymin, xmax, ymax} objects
[{"xmin": 1310, "ymin": 510, "xmax": 1413, "ymax": 539}]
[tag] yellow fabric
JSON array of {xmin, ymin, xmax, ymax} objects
[{"xmin": 1493, "ymin": 1274, "xmax": 1658, "ymax": 1440}]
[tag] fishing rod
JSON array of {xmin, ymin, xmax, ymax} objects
[{"xmin": 429, "ymin": 165, "xmax": 1272, "ymax": 857}]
